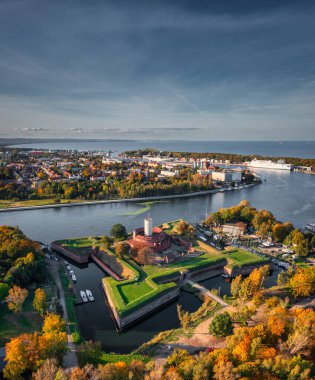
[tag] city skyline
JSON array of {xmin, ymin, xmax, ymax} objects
[{"xmin": 1, "ymin": 0, "xmax": 315, "ymax": 141}]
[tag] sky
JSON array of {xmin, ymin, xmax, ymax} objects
[{"xmin": 0, "ymin": 0, "xmax": 315, "ymax": 141}]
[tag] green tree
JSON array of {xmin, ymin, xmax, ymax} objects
[
  {"xmin": 209, "ymin": 312, "xmax": 233, "ymax": 337},
  {"xmin": 110, "ymin": 224, "xmax": 127, "ymax": 240},
  {"xmin": 0, "ymin": 282, "xmax": 9, "ymax": 302},
  {"xmin": 77, "ymin": 340, "xmax": 102, "ymax": 366}
]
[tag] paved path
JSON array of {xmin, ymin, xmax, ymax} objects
[
  {"xmin": 46, "ymin": 259, "xmax": 78, "ymax": 368},
  {"xmin": 184, "ymin": 279, "xmax": 229, "ymax": 307}
]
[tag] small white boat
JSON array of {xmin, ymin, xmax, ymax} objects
[
  {"xmin": 71, "ymin": 274, "xmax": 77, "ymax": 282},
  {"xmin": 80, "ymin": 290, "xmax": 88, "ymax": 302},
  {"xmin": 86, "ymin": 289, "xmax": 94, "ymax": 302},
  {"xmin": 66, "ymin": 264, "xmax": 71, "ymax": 270},
  {"xmin": 69, "ymin": 270, "xmax": 74, "ymax": 275}
]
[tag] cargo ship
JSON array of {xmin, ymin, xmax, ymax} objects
[{"xmin": 248, "ymin": 159, "xmax": 293, "ymax": 171}]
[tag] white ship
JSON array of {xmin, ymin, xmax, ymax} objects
[{"xmin": 248, "ymin": 159, "xmax": 293, "ymax": 171}]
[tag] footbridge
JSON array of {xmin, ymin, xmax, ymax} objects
[{"xmin": 183, "ymin": 279, "xmax": 229, "ymax": 307}]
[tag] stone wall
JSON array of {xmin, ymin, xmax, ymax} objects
[
  {"xmin": 187, "ymin": 262, "xmax": 226, "ymax": 282},
  {"xmin": 224, "ymin": 261, "xmax": 268, "ymax": 277},
  {"xmin": 51, "ymin": 242, "xmax": 90, "ymax": 263}
]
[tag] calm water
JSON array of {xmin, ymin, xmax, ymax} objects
[
  {"xmin": 10, "ymin": 140, "xmax": 315, "ymax": 158},
  {"xmin": 0, "ymin": 169, "xmax": 314, "ymax": 352}
]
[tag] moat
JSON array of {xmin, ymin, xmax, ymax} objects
[{"xmin": 0, "ymin": 169, "xmax": 314, "ymax": 352}]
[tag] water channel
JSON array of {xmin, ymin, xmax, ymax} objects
[{"xmin": 0, "ymin": 169, "xmax": 314, "ymax": 352}]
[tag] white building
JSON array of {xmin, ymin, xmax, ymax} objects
[
  {"xmin": 212, "ymin": 170, "xmax": 242, "ymax": 182},
  {"xmin": 144, "ymin": 217, "xmax": 153, "ymax": 237}
]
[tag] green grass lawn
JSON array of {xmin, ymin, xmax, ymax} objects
[
  {"xmin": 98, "ymin": 353, "xmax": 150, "ymax": 364},
  {"xmin": 0, "ymin": 291, "xmax": 43, "ymax": 346},
  {"xmin": 225, "ymin": 249, "xmax": 268, "ymax": 269},
  {"xmin": 0, "ymin": 198, "xmax": 84, "ymax": 209}
]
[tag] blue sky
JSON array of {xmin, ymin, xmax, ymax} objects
[{"xmin": 0, "ymin": 0, "xmax": 315, "ymax": 140}]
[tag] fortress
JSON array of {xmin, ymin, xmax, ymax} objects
[{"xmin": 128, "ymin": 217, "xmax": 172, "ymax": 253}]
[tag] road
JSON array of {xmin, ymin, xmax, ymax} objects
[{"xmin": 46, "ymin": 259, "xmax": 78, "ymax": 368}]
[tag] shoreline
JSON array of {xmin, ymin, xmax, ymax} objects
[{"xmin": 0, "ymin": 183, "xmax": 259, "ymax": 213}]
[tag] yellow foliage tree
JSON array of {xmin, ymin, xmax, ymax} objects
[
  {"xmin": 6, "ymin": 285, "xmax": 29, "ymax": 314},
  {"xmin": 33, "ymin": 288, "xmax": 47, "ymax": 317}
]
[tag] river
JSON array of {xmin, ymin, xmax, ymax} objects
[{"xmin": 0, "ymin": 169, "xmax": 314, "ymax": 352}]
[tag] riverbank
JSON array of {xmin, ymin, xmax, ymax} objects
[{"xmin": 0, "ymin": 182, "xmax": 259, "ymax": 212}]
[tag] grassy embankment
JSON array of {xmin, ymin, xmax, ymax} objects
[
  {"xmin": 0, "ymin": 198, "xmax": 83, "ymax": 209},
  {"xmin": 58, "ymin": 267, "xmax": 80, "ymax": 334}
]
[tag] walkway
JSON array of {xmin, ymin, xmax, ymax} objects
[
  {"xmin": 46, "ymin": 259, "xmax": 78, "ymax": 368},
  {"xmin": 183, "ymin": 279, "xmax": 229, "ymax": 307}
]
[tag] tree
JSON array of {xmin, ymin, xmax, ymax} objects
[
  {"xmin": 288, "ymin": 269, "xmax": 314, "ymax": 297},
  {"xmin": 187, "ymin": 225, "xmax": 196, "ymax": 239},
  {"xmin": 177, "ymin": 304, "xmax": 191, "ymax": 333},
  {"xmin": 115, "ymin": 242, "xmax": 129, "ymax": 258},
  {"xmin": 41, "ymin": 313, "xmax": 67, "ymax": 361},
  {"xmin": 4, "ymin": 332, "xmax": 41, "ymax": 380},
  {"xmin": 110, "ymin": 224, "xmax": 127, "ymax": 240},
  {"xmin": 272, "ymin": 222, "xmax": 294, "ymax": 242},
  {"xmin": 176, "ymin": 220, "xmax": 188, "ymax": 235},
  {"xmin": 6, "ymin": 285, "xmax": 28, "ymax": 314},
  {"xmin": 209, "ymin": 312, "xmax": 233, "ymax": 337},
  {"xmin": 230, "ymin": 275, "xmax": 242, "ymax": 298},
  {"xmin": 77, "ymin": 340, "xmax": 102, "ymax": 366},
  {"xmin": 0, "ymin": 282, "xmax": 9, "ymax": 302},
  {"xmin": 32, "ymin": 359, "xmax": 61, "ymax": 380},
  {"xmin": 100, "ymin": 235, "xmax": 113, "ymax": 248},
  {"xmin": 33, "ymin": 288, "xmax": 47, "ymax": 316},
  {"xmin": 137, "ymin": 247, "xmax": 155, "ymax": 265}
]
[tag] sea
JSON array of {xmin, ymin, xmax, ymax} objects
[{"xmin": 10, "ymin": 140, "xmax": 315, "ymax": 158}]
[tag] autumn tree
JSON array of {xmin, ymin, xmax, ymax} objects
[
  {"xmin": 115, "ymin": 242, "xmax": 129, "ymax": 258},
  {"xmin": 6, "ymin": 285, "xmax": 28, "ymax": 314},
  {"xmin": 288, "ymin": 268, "xmax": 315, "ymax": 297},
  {"xmin": 177, "ymin": 304, "xmax": 191, "ymax": 333},
  {"xmin": 176, "ymin": 220, "xmax": 188, "ymax": 235},
  {"xmin": 41, "ymin": 313, "xmax": 67, "ymax": 361},
  {"xmin": 4, "ymin": 332, "xmax": 41, "ymax": 380},
  {"xmin": 230, "ymin": 275, "xmax": 242, "ymax": 298},
  {"xmin": 136, "ymin": 247, "xmax": 155, "ymax": 265},
  {"xmin": 33, "ymin": 288, "xmax": 47, "ymax": 316},
  {"xmin": 272, "ymin": 222, "xmax": 294, "ymax": 242}
]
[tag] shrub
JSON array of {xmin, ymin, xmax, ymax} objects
[{"xmin": 71, "ymin": 331, "xmax": 81, "ymax": 344}]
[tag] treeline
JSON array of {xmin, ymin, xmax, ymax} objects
[
  {"xmin": 0, "ymin": 178, "xmax": 214, "ymax": 201},
  {"xmin": 15, "ymin": 301, "xmax": 315, "ymax": 379},
  {"xmin": 0, "ymin": 226, "xmax": 45, "ymax": 287},
  {"xmin": 206, "ymin": 200, "xmax": 314, "ymax": 256},
  {"xmin": 124, "ymin": 149, "xmax": 315, "ymax": 168}
]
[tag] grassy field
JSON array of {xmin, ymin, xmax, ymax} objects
[
  {"xmin": 98, "ymin": 352, "xmax": 150, "ymax": 364},
  {"xmin": 225, "ymin": 249, "xmax": 268, "ymax": 269},
  {"xmin": 0, "ymin": 290, "xmax": 43, "ymax": 346},
  {"xmin": 0, "ymin": 198, "xmax": 83, "ymax": 209}
]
